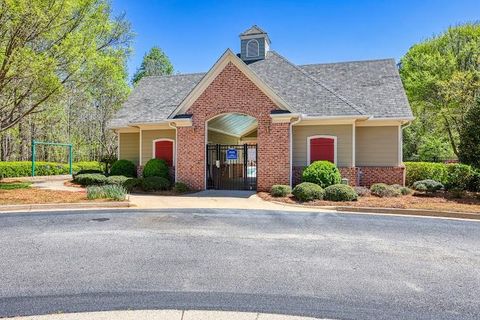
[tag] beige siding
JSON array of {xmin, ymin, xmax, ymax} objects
[
  {"xmin": 207, "ymin": 130, "xmax": 239, "ymax": 145},
  {"xmin": 119, "ymin": 133, "xmax": 139, "ymax": 165},
  {"xmin": 356, "ymin": 126, "xmax": 399, "ymax": 166},
  {"xmin": 141, "ymin": 129, "xmax": 176, "ymax": 165},
  {"xmin": 292, "ymin": 125, "xmax": 353, "ymax": 167}
]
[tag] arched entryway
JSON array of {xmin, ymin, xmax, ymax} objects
[{"xmin": 206, "ymin": 113, "xmax": 258, "ymax": 190}]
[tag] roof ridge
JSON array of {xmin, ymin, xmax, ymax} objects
[
  {"xmin": 300, "ymin": 58, "xmax": 395, "ymax": 67},
  {"xmin": 268, "ymin": 51, "xmax": 367, "ymax": 115},
  {"xmin": 142, "ymin": 72, "xmax": 206, "ymax": 79}
]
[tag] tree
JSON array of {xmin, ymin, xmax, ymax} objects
[
  {"xmin": 400, "ymin": 23, "xmax": 480, "ymax": 158},
  {"xmin": 132, "ymin": 47, "xmax": 174, "ymax": 85},
  {"xmin": 417, "ymin": 136, "xmax": 453, "ymax": 162},
  {"xmin": 458, "ymin": 100, "xmax": 480, "ymax": 168},
  {"xmin": 0, "ymin": 0, "xmax": 132, "ymax": 133}
]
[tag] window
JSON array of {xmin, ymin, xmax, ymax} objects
[
  {"xmin": 307, "ymin": 135, "xmax": 337, "ymax": 165},
  {"xmin": 246, "ymin": 39, "xmax": 259, "ymax": 58},
  {"xmin": 152, "ymin": 139, "xmax": 174, "ymax": 166}
]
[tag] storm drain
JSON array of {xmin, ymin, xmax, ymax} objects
[{"xmin": 91, "ymin": 218, "xmax": 110, "ymax": 222}]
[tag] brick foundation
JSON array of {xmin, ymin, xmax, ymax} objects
[
  {"xmin": 292, "ymin": 166, "xmax": 405, "ymax": 187},
  {"xmin": 176, "ymin": 62, "xmax": 290, "ymax": 191}
]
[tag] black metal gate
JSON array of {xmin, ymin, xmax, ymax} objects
[{"xmin": 206, "ymin": 144, "xmax": 257, "ymax": 190}]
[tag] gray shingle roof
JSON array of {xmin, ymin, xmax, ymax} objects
[
  {"xmin": 110, "ymin": 52, "xmax": 412, "ymax": 128},
  {"xmin": 300, "ymin": 59, "xmax": 413, "ymax": 118},
  {"xmin": 247, "ymin": 51, "xmax": 365, "ymax": 116},
  {"xmin": 109, "ymin": 73, "xmax": 204, "ymax": 128}
]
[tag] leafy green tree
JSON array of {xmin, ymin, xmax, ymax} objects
[
  {"xmin": 458, "ymin": 100, "xmax": 480, "ymax": 168},
  {"xmin": 400, "ymin": 23, "xmax": 480, "ymax": 158},
  {"xmin": 132, "ymin": 47, "xmax": 174, "ymax": 85},
  {"xmin": 0, "ymin": 0, "xmax": 132, "ymax": 133},
  {"xmin": 417, "ymin": 136, "xmax": 453, "ymax": 162}
]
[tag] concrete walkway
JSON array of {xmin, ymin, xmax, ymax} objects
[
  {"xmin": 12, "ymin": 310, "xmax": 326, "ymax": 320},
  {"xmin": 33, "ymin": 179, "xmax": 82, "ymax": 192},
  {"xmin": 129, "ymin": 190, "xmax": 328, "ymax": 212}
]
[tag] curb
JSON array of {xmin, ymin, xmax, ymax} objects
[
  {"xmin": 267, "ymin": 200, "xmax": 480, "ymax": 220},
  {"xmin": 335, "ymin": 206, "xmax": 480, "ymax": 220},
  {"xmin": 0, "ymin": 201, "xmax": 131, "ymax": 212},
  {"xmin": 10, "ymin": 310, "xmax": 326, "ymax": 320}
]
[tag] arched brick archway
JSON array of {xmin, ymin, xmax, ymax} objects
[{"xmin": 176, "ymin": 62, "xmax": 291, "ymax": 191}]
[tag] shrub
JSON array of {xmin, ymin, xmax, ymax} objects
[
  {"xmin": 354, "ymin": 186, "xmax": 370, "ymax": 197},
  {"xmin": 141, "ymin": 176, "xmax": 171, "ymax": 191},
  {"xmin": 292, "ymin": 182, "xmax": 324, "ymax": 202},
  {"xmin": 467, "ymin": 170, "xmax": 480, "ymax": 192},
  {"xmin": 74, "ymin": 161, "xmax": 103, "ymax": 171},
  {"xmin": 445, "ymin": 163, "xmax": 474, "ymax": 190},
  {"xmin": 123, "ymin": 178, "xmax": 142, "ymax": 192},
  {"xmin": 270, "ymin": 185, "xmax": 292, "ymax": 197},
  {"xmin": 370, "ymin": 183, "xmax": 401, "ymax": 197},
  {"xmin": 173, "ymin": 182, "xmax": 190, "ymax": 193},
  {"xmin": 87, "ymin": 185, "xmax": 127, "ymax": 201},
  {"xmin": 324, "ymin": 184, "xmax": 357, "ymax": 201},
  {"xmin": 110, "ymin": 159, "xmax": 136, "ymax": 177},
  {"xmin": 105, "ymin": 175, "xmax": 130, "ymax": 186},
  {"xmin": 412, "ymin": 179, "xmax": 444, "ymax": 193},
  {"xmin": 302, "ymin": 161, "xmax": 341, "ymax": 188},
  {"xmin": 143, "ymin": 158, "xmax": 169, "ymax": 179},
  {"xmin": 74, "ymin": 169, "xmax": 104, "ymax": 178},
  {"xmin": 404, "ymin": 162, "xmax": 449, "ymax": 186},
  {"xmin": 73, "ymin": 173, "xmax": 107, "ymax": 186},
  {"xmin": 0, "ymin": 182, "xmax": 31, "ymax": 190},
  {"xmin": 399, "ymin": 186, "xmax": 414, "ymax": 195}
]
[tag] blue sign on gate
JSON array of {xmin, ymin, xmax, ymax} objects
[{"xmin": 226, "ymin": 148, "xmax": 238, "ymax": 160}]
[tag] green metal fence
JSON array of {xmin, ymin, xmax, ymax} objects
[{"xmin": 31, "ymin": 140, "xmax": 73, "ymax": 176}]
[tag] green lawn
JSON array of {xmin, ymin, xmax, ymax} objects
[{"xmin": 0, "ymin": 182, "xmax": 32, "ymax": 190}]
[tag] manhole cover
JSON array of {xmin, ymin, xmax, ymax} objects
[{"xmin": 91, "ymin": 218, "xmax": 110, "ymax": 222}]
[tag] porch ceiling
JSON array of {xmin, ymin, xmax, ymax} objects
[{"xmin": 208, "ymin": 113, "xmax": 257, "ymax": 137}]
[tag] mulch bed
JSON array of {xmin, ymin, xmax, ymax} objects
[
  {"xmin": 258, "ymin": 191, "xmax": 480, "ymax": 214},
  {"xmin": 0, "ymin": 188, "xmax": 99, "ymax": 205}
]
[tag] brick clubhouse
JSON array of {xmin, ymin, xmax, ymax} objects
[{"xmin": 110, "ymin": 26, "xmax": 413, "ymax": 191}]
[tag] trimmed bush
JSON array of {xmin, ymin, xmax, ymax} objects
[
  {"xmin": 412, "ymin": 179, "xmax": 444, "ymax": 193},
  {"xmin": 445, "ymin": 163, "xmax": 474, "ymax": 190},
  {"xmin": 354, "ymin": 186, "xmax": 370, "ymax": 197},
  {"xmin": 74, "ymin": 161, "xmax": 103, "ymax": 171},
  {"xmin": 74, "ymin": 169, "xmax": 104, "ymax": 178},
  {"xmin": 110, "ymin": 159, "xmax": 136, "ymax": 177},
  {"xmin": 123, "ymin": 178, "xmax": 142, "ymax": 192},
  {"xmin": 143, "ymin": 158, "xmax": 169, "ymax": 179},
  {"xmin": 302, "ymin": 161, "xmax": 341, "ymax": 188},
  {"xmin": 292, "ymin": 182, "xmax": 324, "ymax": 202},
  {"xmin": 173, "ymin": 182, "xmax": 190, "ymax": 193},
  {"xmin": 73, "ymin": 173, "xmax": 107, "ymax": 186},
  {"xmin": 141, "ymin": 176, "xmax": 171, "ymax": 191},
  {"xmin": 370, "ymin": 183, "xmax": 401, "ymax": 197},
  {"xmin": 324, "ymin": 184, "xmax": 357, "ymax": 201},
  {"xmin": 399, "ymin": 186, "xmax": 414, "ymax": 195},
  {"xmin": 270, "ymin": 185, "xmax": 292, "ymax": 197},
  {"xmin": 105, "ymin": 175, "xmax": 130, "ymax": 186},
  {"xmin": 87, "ymin": 185, "xmax": 127, "ymax": 201},
  {"xmin": 404, "ymin": 162, "xmax": 449, "ymax": 186},
  {"xmin": 467, "ymin": 170, "xmax": 480, "ymax": 192}
]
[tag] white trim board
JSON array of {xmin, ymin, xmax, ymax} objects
[{"xmin": 306, "ymin": 135, "xmax": 338, "ymax": 165}]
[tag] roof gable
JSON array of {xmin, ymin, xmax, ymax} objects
[{"xmin": 169, "ymin": 49, "xmax": 293, "ymax": 118}]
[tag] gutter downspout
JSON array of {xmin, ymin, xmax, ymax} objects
[
  {"xmin": 290, "ymin": 115, "xmax": 302, "ymax": 187},
  {"xmin": 168, "ymin": 121, "xmax": 178, "ymax": 183}
]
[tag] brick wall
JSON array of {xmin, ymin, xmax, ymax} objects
[
  {"xmin": 176, "ymin": 62, "xmax": 290, "ymax": 191},
  {"xmin": 292, "ymin": 166, "xmax": 404, "ymax": 187}
]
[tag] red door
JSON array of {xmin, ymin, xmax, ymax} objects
[
  {"xmin": 310, "ymin": 137, "xmax": 335, "ymax": 163},
  {"xmin": 155, "ymin": 140, "xmax": 173, "ymax": 166}
]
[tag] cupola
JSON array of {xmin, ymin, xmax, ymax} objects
[{"xmin": 239, "ymin": 25, "xmax": 270, "ymax": 62}]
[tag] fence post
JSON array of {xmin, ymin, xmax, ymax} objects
[
  {"xmin": 69, "ymin": 145, "xmax": 73, "ymax": 175},
  {"xmin": 31, "ymin": 140, "xmax": 36, "ymax": 177}
]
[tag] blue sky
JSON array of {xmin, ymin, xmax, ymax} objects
[{"xmin": 112, "ymin": 0, "xmax": 480, "ymax": 79}]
